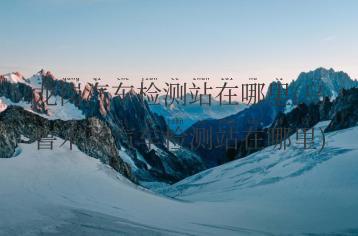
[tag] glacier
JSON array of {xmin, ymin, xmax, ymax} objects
[{"xmin": 1, "ymin": 122, "xmax": 358, "ymax": 235}]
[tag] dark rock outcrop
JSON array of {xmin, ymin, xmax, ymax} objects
[
  {"xmin": 0, "ymin": 106, "xmax": 134, "ymax": 182},
  {"xmin": 228, "ymin": 87, "xmax": 358, "ymax": 160},
  {"xmin": 0, "ymin": 75, "xmax": 47, "ymax": 114},
  {"xmin": 0, "ymin": 71, "xmax": 205, "ymax": 184},
  {"xmin": 325, "ymin": 88, "xmax": 358, "ymax": 132},
  {"xmin": 40, "ymin": 73, "xmax": 205, "ymax": 183},
  {"xmin": 181, "ymin": 68, "xmax": 357, "ymax": 167},
  {"xmin": 288, "ymin": 67, "xmax": 357, "ymax": 105},
  {"xmin": 181, "ymin": 82, "xmax": 285, "ymax": 167}
]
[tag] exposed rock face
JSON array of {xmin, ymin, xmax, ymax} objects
[
  {"xmin": 319, "ymin": 97, "xmax": 333, "ymax": 121},
  {"xmin": 0, "ymin": 106, "xmax": 134, "ymax": 182},
  {"xmin": 0, "ymin": 71, "xmax": 205, "ymax": 184},
  {"xmin": 0, "ymin": 75, "xmax": 32, "ymax": 102},
  {"xmin": 288, "ymin": 67, "xmax": 357, "ymax": 105},
  {"xmin": 108, "ymin": 92, "xmax": 168, "ymax": 151},
  {"xmin": 271, "ymin": 103, "xmax": 321, "ymax": 132},
  {"xmin": 0, "ymin": 75, "xmax": 48, "ymax": 114},
  {"xmin": 4, "ymin": 68, "xmax": 355, "ymax": 184},
  {"xmin": 325, "ymin": 88, "xmax": 358, "ymax": 132},
  {"xmin": 230, "ymin": 102, "xmax": 323, "ymax": 160},
  {"xmin": 181, "ymin": 82, "xmax": 285, "ymax": 167},
  {"xmin": 39, "ymin": 74, "xmax": 205, "ymax": 182},
  {"xmin": 0, "ymin": 120, "xmax": 17, "ymax": 159},
  {"xmin": 230, "ymin": 87, "xmax": 358, "ymax": 160},
  {"xmin": 181, "ymin": 68, "xmax": 357, "ymax": 167}
]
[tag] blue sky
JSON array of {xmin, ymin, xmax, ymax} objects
[{"xmin": 1, "ymin": 0, "xmax": 358, "ymax": 86}]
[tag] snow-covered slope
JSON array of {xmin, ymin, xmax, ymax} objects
[
  {"xmin": 0, "ymin": 95, "xmax": 84, "ymax": 120},
  {"xmin": 2, "ymin": 124, "xmax": 358, "ymax": 235},
  {"xmin": 0, "ymin": 71, "xmax": 85, "ymax": 120},
  {"xmin": 0, "ymin": 138, "xmax": 266, "ymax": 236},
  {"xmin": 161, "ymin": 122, "xmax": 358, "ymax": 234}
]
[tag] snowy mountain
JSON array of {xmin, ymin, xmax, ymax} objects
[
  {"xmin": 159, "ymin": 122, "xmax": 358, "ymax": 235},
  {"xmin": 0, "ymin": 71, "xmax": 85, "ymax": 120},
  {"xmin": 181, "ymin": 82, "xmax": 284, "ymax": 167},
  {"xmin": 2, "ymin": 72, "xmax": 28, "ymax": 83},
  {"xmin": 0, "ymin": 70, "xmax": 206, "ymax": 184},
  {"xmin": 180, "ymin": 68, "xmax": 358, "ymax": 167},
  {"xmin": 288, "ymin": 67, "xmax": 358, "ymax": 105},
  {"xmin": 1, "ymin": 68, "xmax": 358, "ymax": 235},
  {"xmin": 2, "ymin": 122, "xmax": 358, "ymax": 235},
  {"xmin": 0, "ymin": 137, "xmax": 274, "ymax": 236}
]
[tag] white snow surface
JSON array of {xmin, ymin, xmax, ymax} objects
[
  {"xmin": 2, "ymin": 72, "xmax": 27, "ymax": 84},
  {"xmin": 1, "ymin": 124, "xmax": 358, "ymax": 235},
  {"xmin": 160, "ymin": 122, "xmax": 358, "ymax": 235},
  {"xmin": 0, "ymin": 98, "xmax": 7, "ymax": 112},
  {"xmin": 39, "ymin": 95, "xmax": 85, "ymax": 120},
  {"xmin": 0, "ymin": 96, "xmax": 84, "ymax": 120},
  {"xmin": 0, "ymin": 138, "xmax": 262, "ymax": 235},
  {"xmin": 0, "ymin": 71, "xmax": 85, "ymax": 120}
]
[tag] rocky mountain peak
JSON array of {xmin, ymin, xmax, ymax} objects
[
  {"xmin": 290, "ymin": 67, "xmax": 356, "ymax": 105},
  {"xmin": 0, "ymin": 105, "xmax": 135, "ymax": 181}
]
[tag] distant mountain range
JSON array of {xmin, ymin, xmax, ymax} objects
[
  {"xmin": 151, "ymin": 67, "xmax": 358, "ymax": 133},
  {"xmin": 1, "ymin": 68, "xmax": 358, "ymax": 235},
  {"xmin": 1, "ymin": 67, "xmax": 357, "ymax": 187},
  {"xmin": 149, "ymin": 94, "xmax": 247, "ymax": 132},
  {"xmin": 0, "ymin": 70, "xmax": 205, "ymax": 185},
  {"xmin": 181, "ymin": 68, "xmax": 358, "ymax": 167}
]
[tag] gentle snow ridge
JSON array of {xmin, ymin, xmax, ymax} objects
[{"xmin": 1, "ymin": 124, "xmax": 358, "ymax": 235}]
